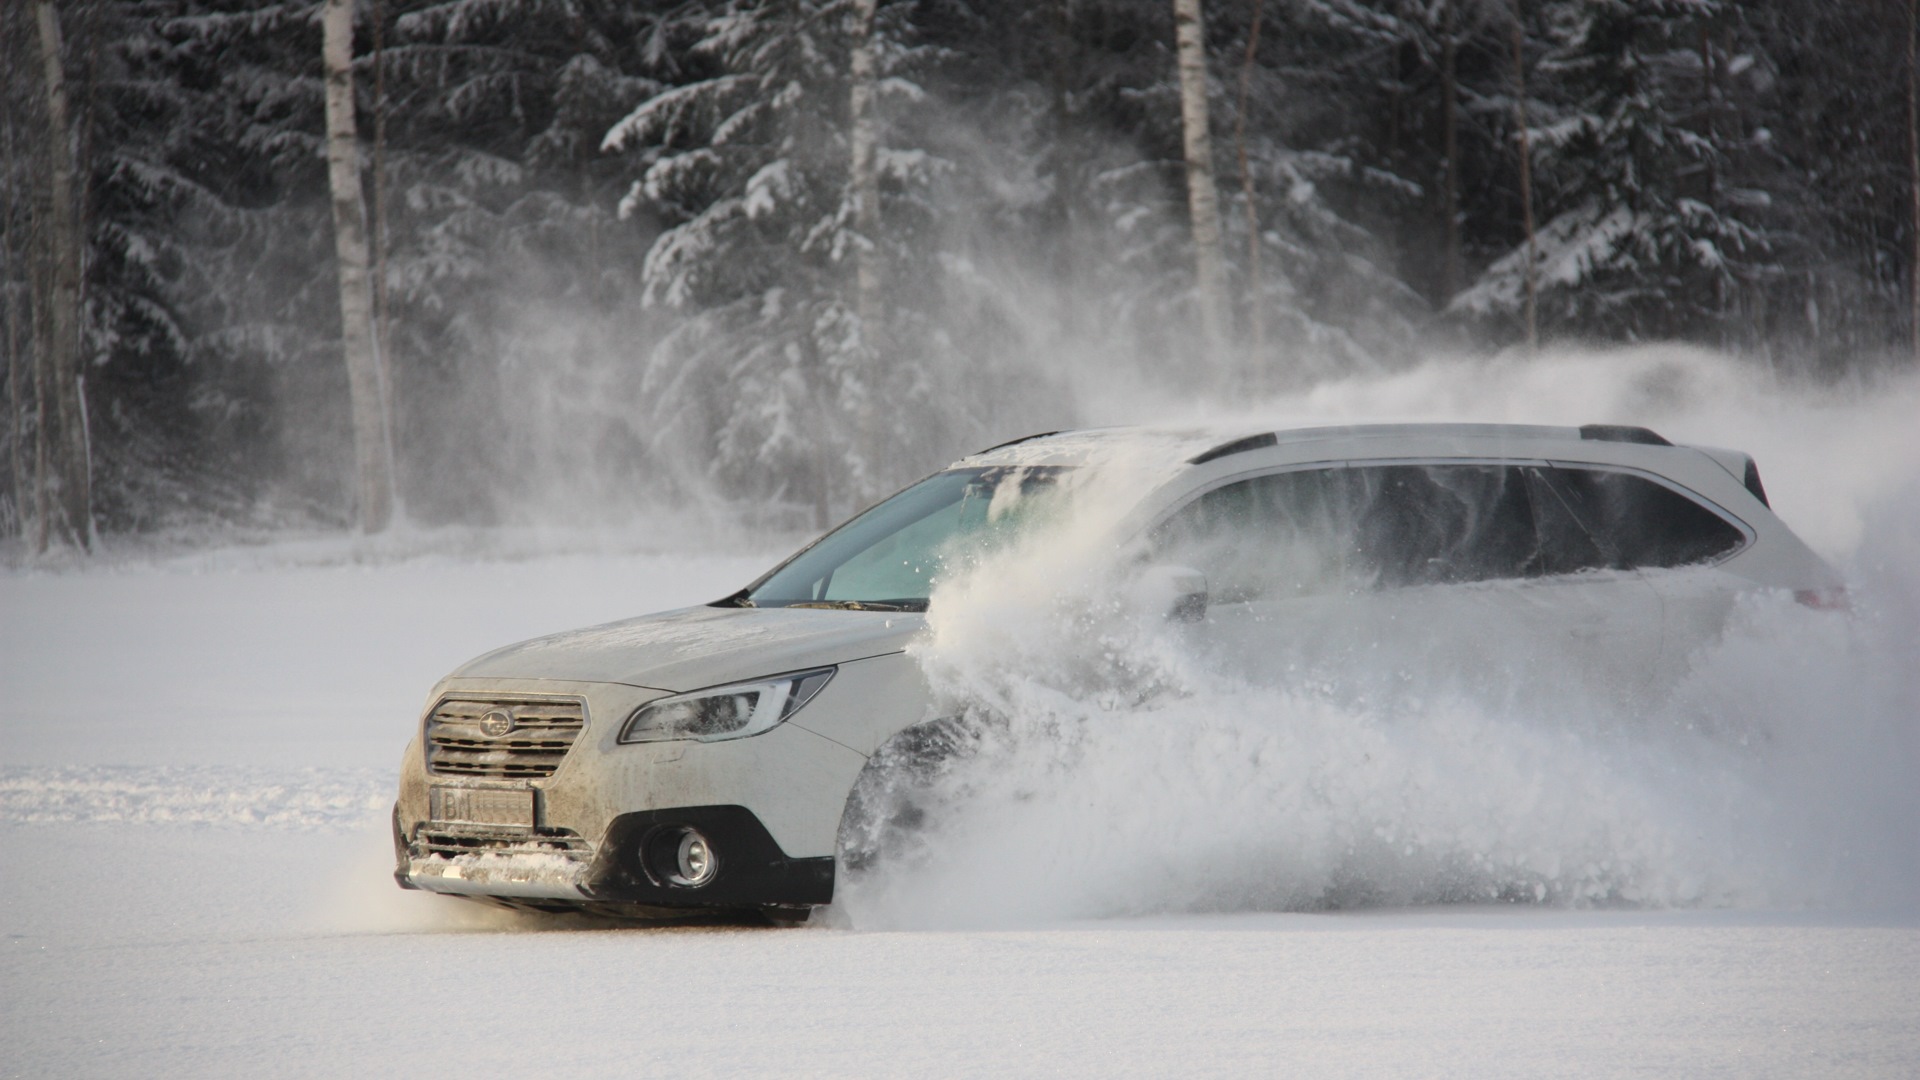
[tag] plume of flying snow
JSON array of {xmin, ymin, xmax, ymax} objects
[{"xmin": 833, "ymin": 347, "xmax": 1920, "ymax": 928}]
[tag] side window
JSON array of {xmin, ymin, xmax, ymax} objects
[
  {"xmin": 1524, "ymin": 468, "xmax": 1616, "ymax": 574},
  {"xmin": 1347, "ymin": 465, "xmax": 1540, "ymax": 587},
  {"xmin": 1148, "ymin": 469, "xmax": 1357, "ymax": 601},
  {"xmin": 1151, "ymin": 463, "xmax": 1545, "ymax": 597},
  {"xmin": 1149, "ymin": 462, "xmax": 1739, "ymax": 599},
  {"xmin": 1543, "ymin": 467, "xmax": 1745, "ymax": 569}
]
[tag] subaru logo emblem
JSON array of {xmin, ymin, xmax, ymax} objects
[{"xmin": 479, "ymin": 708, "xmax": 516, "ymax": 738}]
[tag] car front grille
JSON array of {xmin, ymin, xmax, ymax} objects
[
  {"xmin": 411, "ymin": 824, "xmax": 592, "ymax": 861},
  {"xmin": 425, "ymin": 697, "xmax": 585, "ymax": 779}
]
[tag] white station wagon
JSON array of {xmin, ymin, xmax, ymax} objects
[{"xmin": 392, "ymin": 423, "xmax": 1842, "ymax": 920}]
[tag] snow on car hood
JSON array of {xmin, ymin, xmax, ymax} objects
[{"xmin": 450, "ymin": 604, "xmax": 924, "ymax": 692}]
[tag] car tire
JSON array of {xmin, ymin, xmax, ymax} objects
[{"xmin": 836, "ymin": 716, "xmax": 979, "ymax": 876}]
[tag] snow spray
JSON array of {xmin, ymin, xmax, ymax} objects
[{"xmin": 834, "ymin": 347, "xmax": 1920, "ymax": 928}]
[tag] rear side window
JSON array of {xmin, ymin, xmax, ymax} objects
[
  {"xmin": 1543, "ymin": 467, "xmax": 1746, "ymax": 569},
  {"xmin": 1151, "ymin": 464, "xmax": 1549, "ymax": 598},
  {"xmin": 1150, "ymin": 462, "xmax": 1745, "ymax": 600}
]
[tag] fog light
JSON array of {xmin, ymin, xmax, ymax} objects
[{"xmin": 670, "ymin": 828, "xmax": 717, "ymax": 887}]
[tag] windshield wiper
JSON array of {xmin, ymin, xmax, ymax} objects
[{"xmin": 781, "ymin": 599, "xmax": 920, "ymax": 612}]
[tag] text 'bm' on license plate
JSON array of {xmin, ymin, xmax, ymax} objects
[{"xmin": 429, "ymin": 786, "xmax": 534, "ymax": 828}]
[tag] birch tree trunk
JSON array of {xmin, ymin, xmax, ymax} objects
[
  {"xmin": 849, "ymin": 0, "xmax": 882, "ymax": 348},
  {"xmin": 371, "ymin": 0, "xmax": 395, "ymax": 425},
  {"xmin": 322, "ymin": 0, "xmax": 395, "ymax": 532},
  {"xmin": 1508, "ymin": 0, "xmax": 1538, "ymax": 351},
  {"xmin": 847, "ymin": 0, "xmax": 884, "ymax": 487},
  {"xmin": 1174, "ymin": 0, "xmax": 1228, "ymax": 353},
  {"xmin": 32, "ymin": 0, "xmax": 89, "ymax": 551},
  {"xmin": 1234, "ymin": 0, "xmax": 1265, "ymax": 365}
]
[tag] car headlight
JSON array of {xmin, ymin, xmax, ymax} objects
[{"xmin": 617, "ymin": 668, "xmax": 836, "ymax": 744}]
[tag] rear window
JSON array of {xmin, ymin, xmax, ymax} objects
[{"xmin": 1149, "ymin": 463, "xmax": 1745, "ymax": 600}]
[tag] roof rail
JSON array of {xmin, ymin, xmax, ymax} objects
[
  {"xmin": 1578, "ymin": 424, "xmax": 1672, "ymax": 446},
  {"xmin": 974, "ymin": 430, "xmax": 1061, "ymax": 455},
  {"xmin": 1189, "ymin": 432, "xmax": 1278, "ymax": 465}
]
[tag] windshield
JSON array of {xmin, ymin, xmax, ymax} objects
[{"xmin": 741, "ymin": 467, "xmax": 1070, "ymax": 611}]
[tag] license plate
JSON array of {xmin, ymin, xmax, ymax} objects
[{"xmin": 430, "ymin": 786, "xmax": 534, "ymax": 828}]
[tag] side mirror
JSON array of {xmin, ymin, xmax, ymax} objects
[{"xmin": 1137, "ymin": 564, "xmax": 1209, "ymax": 622}]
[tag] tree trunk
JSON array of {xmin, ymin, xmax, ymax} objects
[
  {"xmin": 1508, "ymin": 0, "xmax": 1537, "ymax": 350},
  {"xmin": 3, "ymin": 304, "xmax": 21, "ymax": 543},
  {"xmin": 1697, "ymin": 18, "xmax": 1729, "ymax": 340},
  {"xmin": 2, "ymin": 240, "xmax": 21, "ymax": 542},
  {"xmin": 848, "ymin": 0, "xmax": 882, "ymax": 345},
  {"xmin": 32, "ymin": 260, "xmax": 48, "ymax": 553},
  {"xmin": 372, "ymin": 0, "xmax": 394, "ymax": 431},
  {"xmin": 1175, "ymin": 0, "xmax": 1228, "ymax": 354},
  {"xmin": 1440, "ymin": 0, "xmax": 1461, "ymax": 302},
  {"xmin": 1, "ymin": 80, "xmax": 27, "ymax": 543},
  {"xmin": 847, "ymin": 0, "xmax": 884, "ymax": 491},
  {"xmin": 322, "ymin": 0, "xmax": 395, "ymax": 533},
  {"xmin": 1909, "ymin": 0, "xmax": 1918, "ymax": 362},
  {"xmin": 1234, "ymin": 0, "xmax": 1265, "ymax": 369},
  {"xmin": 1045, "ymin": 0, "xmax": 1079, "ymax": 330},
  {"xmin": 32, "ymin": 0, "xmax": 88, "ymax": 551}
]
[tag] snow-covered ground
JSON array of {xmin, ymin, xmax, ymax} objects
[
  {"xmin": 5, "ymin": 820, "xmax": 1914, "ymax": 1077},
  {"xmin": 4, "ymin": 536, "xmax": 1915, "ymax": 1078},
  {"xmin": 6, "ymin": 351, "xmax": 1920, "ymax": 1077}
]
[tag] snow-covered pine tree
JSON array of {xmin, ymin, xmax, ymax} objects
[
  {"xmin": 7, "ymin": 0, "xmax": 320, "ymax": 544},
  {"xmin": 1743, "ymin": 0, "xmax": 1916, "ymax": 368},
  {"xmin": 604, "ymin": 0, "xmax": 963, "ymax": 522},
  {"xmin": 1449, "ymin": 0, "xmax": 1777, "ymax": 344},
  {"xmin": 364, "ymin": 0, "xmax": 668, "ymax": 523},
  {"xmin": 1311, "ymin": 0, "xmax": 1513, "ymax": 315},
  {"xmin": 930, "ymin": 0, "xmax": 1419, "ymax": 389},
  {"xmin": 1199, "ymin": 0, "xmax": 1430, "ymax": 381},
  {"xmin": 0, "ymin": 1, "xmax": 369, "ymax": 536},
  {"xmin": 5, "ymin": 0, "xmax": 1917, "ymax": 549}
]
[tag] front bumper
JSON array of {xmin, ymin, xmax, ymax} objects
[
  {"xmin": 395, "ymin": 803, "xmax": 835, "ymax": 910},
  {"xmin": 393, "ymin": 674, "xmax": 877, "ymax": 911}
]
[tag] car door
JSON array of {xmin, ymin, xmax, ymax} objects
[
  {"xmin": 1539, "ymin": 464, "xmax": 1754, "ymax": 690},
  {"xmin": 1148, "ymin": 462, "xmax": 1665, "ymax": 706},
  {"xmin": 1143, "ymin": 466, "xmax": 1365, "ymax": 685}
]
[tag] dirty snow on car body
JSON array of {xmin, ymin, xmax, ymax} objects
[{"xmin": 3, "ymin": 348, "xmax": 1919, "ymax": 1077}]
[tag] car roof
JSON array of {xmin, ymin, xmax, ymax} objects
[
  {"xmin": 954, "ymin": 422, "xmax": 1679, "ymax": 470},
  {"xmin": 946, "ymin": 422, "xmax": 1834, "ymax": 588}
]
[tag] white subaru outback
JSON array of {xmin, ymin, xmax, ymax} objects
[{"xmin": 392, "ymin": 423, "xmax": 1843, "ymax": 920}]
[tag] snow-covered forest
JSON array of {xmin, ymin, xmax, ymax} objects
[{"xmin": 4, "ymin": 0, "xmax": 1917, "ymax": 549}]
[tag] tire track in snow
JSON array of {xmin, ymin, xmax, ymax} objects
[{"xmin": 0, "ymin": 765, "xmax": 389, "ymax": 830}]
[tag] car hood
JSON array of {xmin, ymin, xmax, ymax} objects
[{"xmin": 450, "ymin": 605, "xmax": 925, "ymax": 692}]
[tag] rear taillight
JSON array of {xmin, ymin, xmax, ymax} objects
[{"xmin": 1794, "ymin": 586, "xmax": 1851, "ymax": 612}]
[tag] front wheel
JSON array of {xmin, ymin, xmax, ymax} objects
[{"xmin": 836, "ymin": 715, "xmax": 981, "ymax": 877}]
